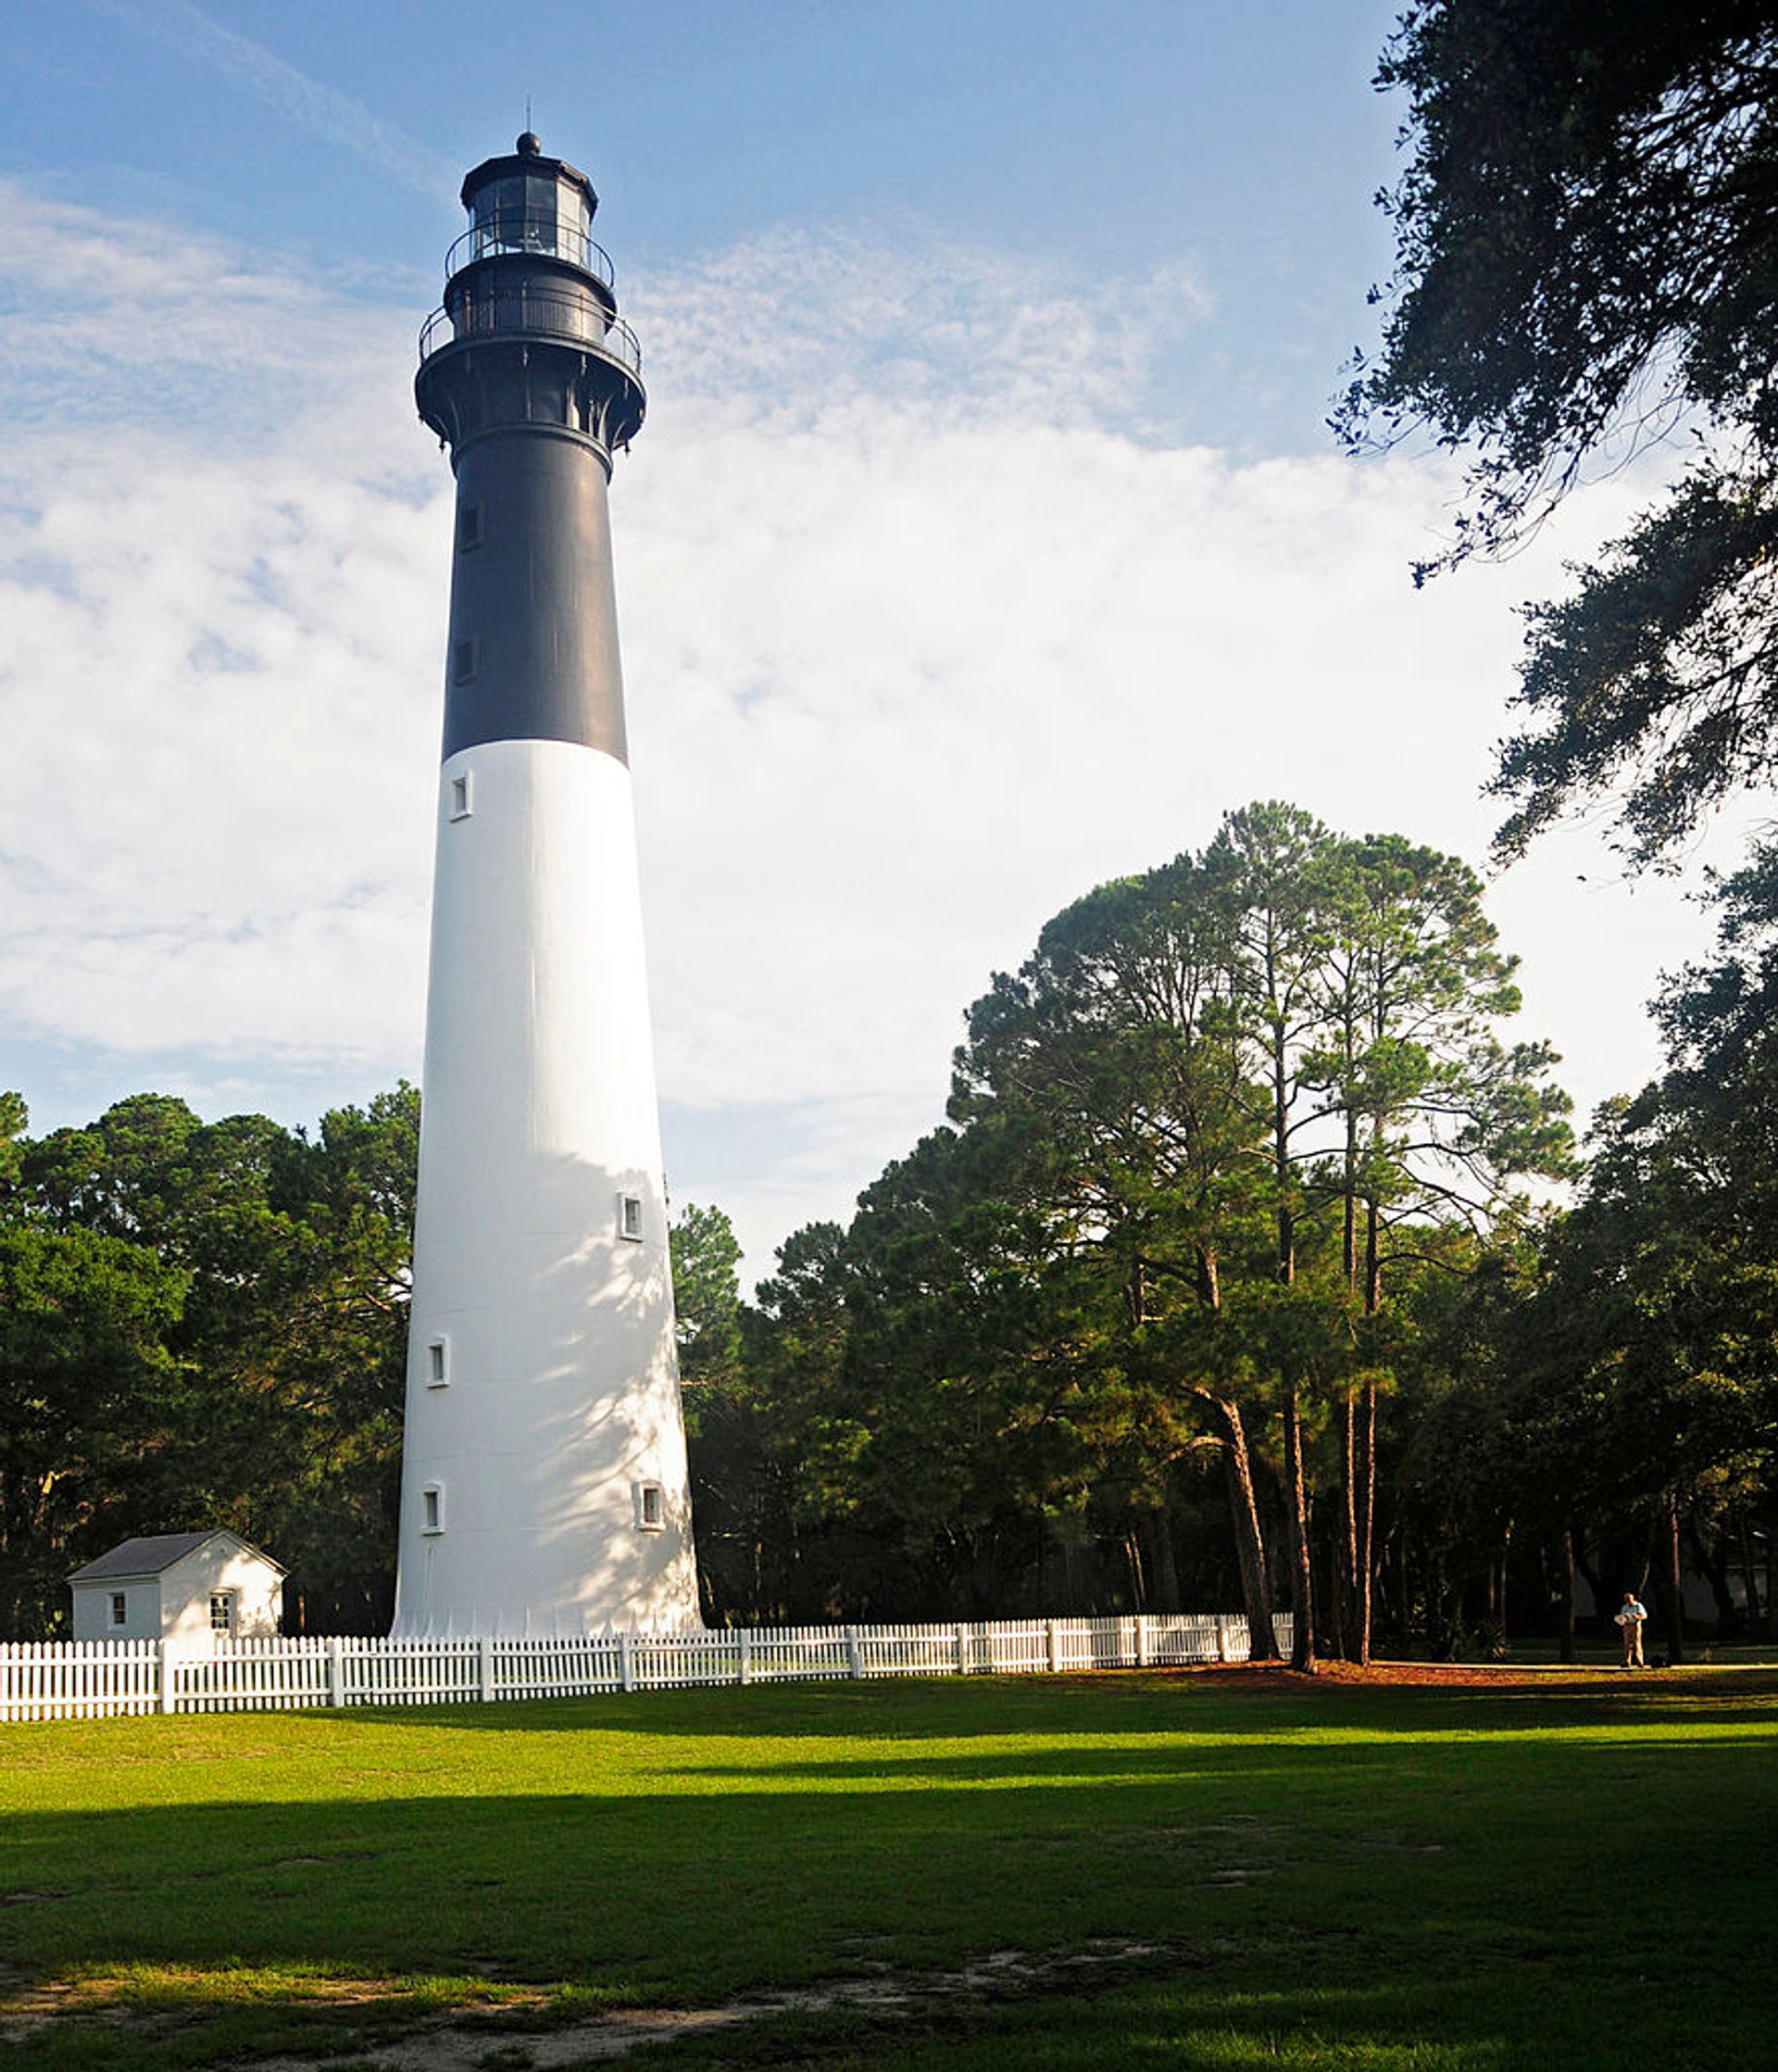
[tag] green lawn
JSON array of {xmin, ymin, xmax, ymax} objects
[{"xmin": 2, "ymin": 1664, "xmax": 1774, "ymax": 2068}]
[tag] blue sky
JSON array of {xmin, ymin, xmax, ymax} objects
[
  {"xmin": 0, "ymin": 2, "xmax": 1731, "ymax": 1277},
  {"xmin": 19, "ymin": 6, "xmax": 1396, "ymax": 290}
]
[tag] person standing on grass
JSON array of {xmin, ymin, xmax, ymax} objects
[{"xmin": 1615, "ymin": 1591, "xmax": 1648, "ymax": 1669}]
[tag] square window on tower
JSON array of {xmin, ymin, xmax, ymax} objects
[
  {"xmin": 635, "ymin": 1481, "xmax": 666, "ymax": 1532},
  {"xmin": 452, "ymin": 636, "xmax": 480, "ymax": 685},
  {"xmin": 448, "ymin": 772, "xmax": 473, "ymax": 822},
  {"xmin": 619, "ymin": 1193, "xmax": 644, "ymax": 1242},
  {"xmin": 457, "ymin": 504, "xmax": 483, "ymax": 552}
]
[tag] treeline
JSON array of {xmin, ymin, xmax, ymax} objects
[
  {"xmin": 0, "ymin": 1086, "xmax": 416, "ymax": 1637},
  {"xmin": 681, "ymin": 803, "xmax": 1777, "ymax": 1664},
  {"xmin": 5, "ymin": 800, "xmax": 1774, "ymax": 1657}
]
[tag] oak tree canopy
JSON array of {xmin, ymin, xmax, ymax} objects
[{"xmin": 1337, "ymin": 1, "xmax": 1778, "ymax": 866}]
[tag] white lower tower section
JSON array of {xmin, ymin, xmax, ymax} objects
[{"xmin": 392, "ymin": 736, "xmax": 700, "ymax": 1635}]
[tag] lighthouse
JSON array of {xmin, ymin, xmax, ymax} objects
[{"xmin": 391, "ymin": 136, "xmax": 699, "ymax": 1637}]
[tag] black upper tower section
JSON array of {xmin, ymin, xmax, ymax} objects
[
  {"xmin": 415, "ymin": 132, "xmax": 646, "ymax": 469},
  {"xmin": 418, "ymin": 138, "xmax": 643, "ymax": 765}
]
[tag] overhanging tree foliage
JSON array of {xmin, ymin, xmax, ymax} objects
[{"xmin": 1337, "ymin": 2, "xmax": 1778, "ymax": 865}]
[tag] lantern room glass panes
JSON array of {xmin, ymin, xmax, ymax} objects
[
  {"xmin": 527, "ymin": 174, "xmax": 555, "ymax": 248},
  {"xmin": 471, "ymin": 170, "xmax": 592, "ymax": 268},
  {"xmin": 471, "ymin": 175, "xmax": 523, "ymax": 256}
]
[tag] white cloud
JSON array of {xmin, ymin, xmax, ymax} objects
[
  {"xmin": 633, "ymin": 226, "xmax": 1212, "ymax": 434},
  {"xmin": 0, "ymin": 186, "xmax": 443, "ymax": 1090},
  {"xmin": 0, "ymin": 180, "xmax": 1719, "ymax": 1280}
]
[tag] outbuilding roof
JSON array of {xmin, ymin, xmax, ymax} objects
[{"xmin": 68, "ymin": 1530, "xmax": 285, "ymax": 1583}]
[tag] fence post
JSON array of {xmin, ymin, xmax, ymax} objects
[
  {"xmin": 478, "ymin": 1635, "xmax": 495, "ymax": 1704},
  {"xmin": 844, "ymin": 1626, "xmax": 862, "ymax": 1679},
  {"xmin": 1047, "ymin": 1617, "xmax": 1060, "ymax": 1673},
  {"xmin": 158, "ymin": 1646, "xmax": 176, "ymax": 1714},
  {"xmin": 955, "ymin": 1624, "xmax": 970, "ymax": 1676},
  {"xmin": 1136, "ymin": 1616, "xmax": 1151, "ymax": 1670},
  {"xmin": 619, "ymin": 1632, "xmax": 634, "ymax": 1694},
  {"xmin": 738, "ymin": 1632, "xmax": 752, "ymax": 1686},
  {"xmin": 326, "ymin": 1636, "xmax": 344, "ymax": 1708}
]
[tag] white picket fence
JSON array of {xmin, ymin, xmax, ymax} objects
[{"xmin": 0, "ymin": 1612, "xmax": 1293, "ymax": 1723}]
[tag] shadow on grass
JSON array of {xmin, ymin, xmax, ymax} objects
[
  {"xmin": 659, "ymin": 1946, "xmax": 1776, "ymax": 2072},
  {"xmin": 5, "ymin": 1686, "xmax": 1777, "ymax": 2071},
  {"xmin": 333, "ymin": 1664, "xmax": 1778, "ymax": 1741},
  {"xmin": 5, "ymin": 1727, "xmax": 1774, "ymax": 1970}
]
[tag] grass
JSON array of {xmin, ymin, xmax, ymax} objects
[{"xmin": 1, "ymin": 1664, "xmax": 1775, "ymax": 2067}]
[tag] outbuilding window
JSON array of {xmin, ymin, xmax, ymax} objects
[
  {"xmin": 209, "ymin": 1592, "xmax": 234, "ymax": 1634},
  {"xmin": 110, "ymin": 1592, "xmax": 127, "ymax": 1627}
]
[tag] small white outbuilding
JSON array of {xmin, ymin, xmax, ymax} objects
[{"xmin": 68, "ymin": 1530, "xmax": 285, "ymax": 1648}]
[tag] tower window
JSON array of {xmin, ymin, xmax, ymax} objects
[
  {"xmin": 452, "ymin": 636, "xmax": 480, "ymax": 684},
  {"xmin": 457, "ymin": 503, "xmax": 483, "ymax": 551},
  {"xmin": 422, "ymin": 1483, "xmax": 446, "ymax": 1535},
  {"xmin": 426, "ymin": 1335, "xmax": 450, "ymax": 1387},
  {"xmin": 619, "ymin": 1193, "xmax": 644, "ymax": 1242},
  {"xmin": 636, "ymin": 1482, "xmax": 666, "ymax": 1532},
  {"xmin": 448, "ymin": 772, "xmax": 473, "ymax": 822}
]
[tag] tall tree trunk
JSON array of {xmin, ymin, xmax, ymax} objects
[
  {"xmin": 1322, "ymin": 1488, "xmax": 1347, "ymax": 1661},
  {"xmin": 1124, "ymin": 1529, "xmax": 1146, "ymax": 1611},
  {"xmin": 1684, "ymin": 1518, "xmax": 1740, "ymax": 1638},
  {"xmin": 1356, "ymin": 1196, "xmax": 1384, "ymax": 1665},
  {"xmin": 1739, "ymin": 1522, "xmax": 1764, "ymax": 1633},
  {"xmin": 1339, "ymin": 1394, "xmax": 1359, "ymax": 1660},
  {"xmin": 1573, "ymin": 1535, "xmax": 1605, "ymax": 1626},
  {"xmin": 1283, "ymin": 1379, "xmax": 1316, "ymax": 1673},
  {"xmin": 1202, "ymin": 1390, "xmax": 1278, "ymax": 1660},
  {"xmin": 1338, "ymin": 1085, "xmax": 1360, "ymax": 1664},
  {"xmin": 1145, "ymin": 1509, "xmax": 1182, "ymax": 1614},
  {"xmin": 1663, "ymin": 1490, "xmax": 1685, "ymax": 1665},
  {"xmin": 1558, "ymin": 1526, "xmax": 1576, "ymax": 1664},
  {"xmin": 1357, "ymin": 1377, "xmax": 1377, "ymax": 1664},
  {"xmin": 1396, "ymin": 1525, "xmax": 1412, "ymax": 1645},
  {"xmin": 1342, "ymin": 1102, "xmax": 1359, "ymax": 1291}
]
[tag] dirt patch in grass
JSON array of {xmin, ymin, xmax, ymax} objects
[
  {"xmin": 0, "ymin": 1944, "xmax": 1168, "ymax": 2069},
  {"xmin": 0, "ymin": 1968, "xmax": 535, "ymax": 2051}
]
